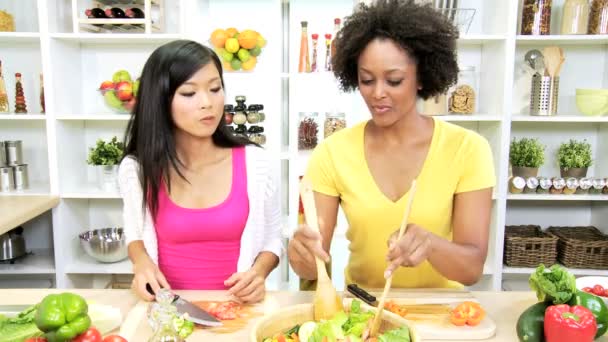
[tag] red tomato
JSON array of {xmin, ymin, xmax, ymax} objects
[
  {"xmin": 102, "ymin": 335, "xmax": 128, "ymax": 342},
  {"xmin": 73, "ymin": 327, "xmax": 102, "ymax": 342},
  {"xmin": 582, "ymin": 287, "xmax": 593, "ymax": 293},
  {"xmin": 24, "ymin": 338, "xmax": 47, "ymax": 342},
  {"xmin": 593, "ymin": 284, "xmax": 605, "ymax": 296}
]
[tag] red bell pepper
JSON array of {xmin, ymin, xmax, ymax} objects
[{"xmin": 544, "ymin": 304, "xmax": 597, "ymax": 342}]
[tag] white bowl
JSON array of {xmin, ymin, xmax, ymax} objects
[{"xmin": 576, "ymin": 276, "xmax": 608, "ymax": 306}]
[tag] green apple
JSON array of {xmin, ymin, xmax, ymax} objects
[{"xmin": 112, "ymin": 70, "xmax": 132, "ymax": 83}]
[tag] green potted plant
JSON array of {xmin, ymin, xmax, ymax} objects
[
  {"xmin": 510, "ymin": 137, "xmax": 545, "ymax": 178},
  {"xmin": 557, "ymin": 139, "xmax": 593, "ymax": 178},
  {"xmin": 87, "ymin": 136, "xmax": 124, "ymax": 192}
]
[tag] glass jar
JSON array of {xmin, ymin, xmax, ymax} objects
[
  {"xmin": 561, "ymin": 0, "xmax": 590, "ymax": 34},
  {"xmin": 521, "ymin": 0, "xmax": 552, "ymax": 35},
  {"xmin": 449, "ymin": 66, "xmax": 477, "ymax": 114},
  {"xmin": 324, "ymin": 112, "xmax": 346, "ymax": 138},
  {"xmin": 147, "ymin": 289, "xmax": 183, "ymax": 342},
  {"xmin": 298, "ymin": 112, "xmax": 319, "ymax": 150},
  {"xmin": 589, "ymin": 0, "xmax": 608, "ymax": 34}
]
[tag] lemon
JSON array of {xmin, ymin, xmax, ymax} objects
[
  {"xmin": 242, "ymin": 56, "xmax": 257, "ymax": 71},
  {"xmin": 237, "ymin": 48, "xmax": 251, "ymax": 63},
  {"xmin": 249, "ymin": 46, "xmax": 262, "ymax": 57},
  {"xmin": 256, "ymin": 35, "xmax": 267, "ymax": 48},
  {"xmin": 225, "ymin": 38, "xmax": 240, "ymax": 53}
]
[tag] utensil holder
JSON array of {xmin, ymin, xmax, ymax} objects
[{"xmin": 530, "ymin": 75, "xmax": 559, "ymax": 116}]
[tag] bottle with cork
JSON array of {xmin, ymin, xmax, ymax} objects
[
  {"xmin": 0, "ymin": 61, "xmax": 8, "ymax": 113},
  {"xmin": 14, "ymin": 73, "xmax": 27, "ymax": 114}
]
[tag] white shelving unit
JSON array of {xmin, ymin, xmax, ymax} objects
[{"xmin": 1, "ymin": 0, "xmax": 606, "ymax": 291}]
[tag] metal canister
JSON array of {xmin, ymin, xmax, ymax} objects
[
  {"xmin": 0, "ymin": 141, "xmax": 6, "ymax": 166},
  {"xmin": 589, "ymin": 178, "xmax": 606, "ymax": 194},
  {"xmin": 577, "ymin": 177, "xmax": 592, "ymax": 194},
  {"xmin": 537, "ymin": 177, "xmax": 552, "ymax": 194},
  {"xmin": 12, "ymin": 164, "xmax": 28, "ymax": 190},
  {"xmin": 563, "ymin": 177, "xmax": 579, "ymax": 195},
  {"xmin": 550, "ymin": 177, "xmax": 566, "ymax": 194},
  {"xmin": 603, "ymin": 178, "xmax": 608, "ymax": 195},
  {"xmin": 509, "ymin": 176, "xmax": 526, "ymax": 194},
  {"xmin": 5, "ymin": 140, "xmax": 22, "ymax": 166},
  {"xmin": 0, "ymin": 166, "xmax": 14, "ymax": 192},
  {"xmin": 524, "ymin": 177, "xmax": 539, "ymax": 194}
]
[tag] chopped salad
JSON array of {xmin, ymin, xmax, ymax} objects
[{"xmin": 263, "ymin": 300, "xmax": 411, "ymax": 342}]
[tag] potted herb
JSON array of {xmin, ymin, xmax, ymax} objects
[
  {"xmin": 87, "ymin": 136, "xmax": 124, "ymax": 191},
  {"xmin": 557, "ymin": 139, "xmax": 593, "ymax": 178},
  {"xmin": 510, "ymin": 137, "xmax": 545, "ymax": 178}
]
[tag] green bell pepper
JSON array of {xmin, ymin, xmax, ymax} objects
[
  {"xmin": 34, "ymin": 292, "xmax": 91, "ymax": 342},
  {"xmin": 568, "ymin": 290, "xmax": 608, "ymax": 338}
]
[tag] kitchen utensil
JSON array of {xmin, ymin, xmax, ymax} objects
[
  {"xmin": 5, "ymin": 140, "xmax": 22, "ymax": 166},
  {"xmin": 299, "ymin": 178, "xmax": 343, "ymax": 321},
  {"xmin": 146, "ymin": 285, "xmax": 223, "ymax": 327},
  {"xmin": 542, "ymin": 46, "xmax": 562, "ymax": 77},
  {"xmin": 0, "ymin": 226, "xmax": 26, "ymax": 261},
  {"xmin": 347, "ymin": 283, "xmax": 377, "ymax": 306},
  {"xmin": 79, "ymin": 227, "xmax": 127, "ymax": 263},
  {"xmin": 530, "ymin": 74, "xmax": 559, "ymax": 116},
  {"xmin": 524, "ymin": 49, "xmax": 544, "ymax": 72},
  {"xmin": 370, "ymin": 180, "xmax": 417, "ymax": 337}
]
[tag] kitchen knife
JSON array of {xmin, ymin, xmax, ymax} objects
[
  {"xmin": 146, "ymin": 283, "xmax": 223, "ymax": 327},
  {"xmin": 347, "ymin": 283, "xmax": 378, "ymax": 306}
]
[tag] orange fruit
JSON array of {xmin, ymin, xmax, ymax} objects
[
  {"xmin": 223, "ymin": 60, "xmax": 233, "ymax": 71},
  {"xmin": 238, "ymin": 29, "xmax": 259, "ymax": 49},
  {"xmin": 242, "ymin": 56, "xmax": 257, "ymax": 71},
  {"xmin": 226, "ymin": 27, "xmax": 239, "ymax": 38},
  {"xmin": 210, "ymin": 29, "xmax": 228, "ymax": 48}
]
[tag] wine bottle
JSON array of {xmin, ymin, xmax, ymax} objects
[
  {"xmin": 104, "ymin": 7, "xmax": 126, "ymax": 19},
  {"xmin": 125, "ymin": 8, "xmax": 145, "ymax": 19},
  {"xmin": 84, "ymin": 8, "xmax": 108, "ymax": 19}
]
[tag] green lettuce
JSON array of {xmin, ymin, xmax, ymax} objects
[
  {"xmin": 529, "ymin": 264, "xmax": 576, "ymax": 304},
  {"xmin": 343, "ymin": 300, "xmax": 374, "ymax": 337},
  {"xmin": 0, "ymin": 305, "xmax": 43, "ymax": 342},
  {"xmin": 379, "ymin": 326, "xmax": 411, "ymax": 342},
  {"xmin": 309, "ymin": 311, "xmax": 347, "ymax": 342}
]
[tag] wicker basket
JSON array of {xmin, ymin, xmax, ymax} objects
[
  {"xmin": 504, "ymin": 225, "xmax": 558, "ymax": 267},
  {"xmin": 546, "ymin": 226, "xmax": 608, "ymax": 269}
]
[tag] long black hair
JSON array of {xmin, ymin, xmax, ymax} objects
[{"xmin": 123, "ymin": 39, "xmax": 252, "ymax": 218}]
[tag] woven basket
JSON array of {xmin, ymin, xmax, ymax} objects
[
  {"xmin": 546, "ymin": 226, "xmax": 608, "ymax": 269},
  {"xmin": 504, "ymin": 225, "xmax": 558, "ymax": 267}
]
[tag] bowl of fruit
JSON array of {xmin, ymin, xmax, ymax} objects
[
  {"xmin": 98, "ymin": 70, "xmax": 139, "ymax": 114},
  {"xmin": 577, "ymin": 276, "xmax": 608, "ymax": 306},
  {"xmin": 210, "ymin": 28, "xmax": 266, "ymax": 72}
]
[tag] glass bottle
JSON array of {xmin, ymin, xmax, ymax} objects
[
  {"xmin": 311, "ymin": 33, "xmax": 319, "ymax": 72},
  {"xmin": 0, "ymin": 61, "xmax": 8, "ymax": 113},
  {"xmin": 561, "ymin": 0, "xmax": 589, "ymax": 34},
  {"xmin": 324, "ymin": 112, "xmax": 346, "ymax": 138},
  {"xmin": 147, "ymin": 289, "xmax": 183, "ymax": 342},
  {"xmin": 298, "ymin": 21, "xmax": 310, "ymax": 73},
  {"xmin": 40, "ymin": 73, "xmax": 45, "ymax": 114},
  {"xmin": 589, "ymin": 0, "xmax": 608, "ymax": 34},
  {"xmin": 330, "ymin": 18, "xmax": 341, "ymax": 63},
  {"xmin": 449, "ymin": 66, "xmax": 477, "ymax": 114},
  {"xmin": 324, "ymin": 33, "xmax": 332, "ymax": 72},
  {"xmin": 298, "ymin": 112, "xmax": 319, "ymax": 150},
  {"xmin": 521, "ymin": 0, "xmax": 552, "ymax": 35},
  {"xmin": 14, "ymin": 73, "xmax": 27, "ymax": 114}
]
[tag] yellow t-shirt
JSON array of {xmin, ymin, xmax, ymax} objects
[{"xmin": 305, "ymin": 117, "xmax": 496, "ymax": 289}]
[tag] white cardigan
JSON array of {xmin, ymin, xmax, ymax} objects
[{"xmin": 118, "ymin": 145, "xmax": 283, "ymax": 272}]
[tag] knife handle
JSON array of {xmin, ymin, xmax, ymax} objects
[
  {"xmin": 347, "ymin": 283, "xmax": 377, "ymax": 306},
  {"xmin": 146, "ymin": 283, "xmax": 179, "ymax": 303}
]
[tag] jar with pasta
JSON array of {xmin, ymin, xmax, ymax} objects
[
  {"xmin": 589, "ymin": 0, "xmax": 608, "ymax": 34},
  {"xmin": 561, "ymin": 0, "xmax": 590, "ymax": 34},
  {"xmin": 521, "ymin": 0, "xmax": 552, "ymax": 35},
  {"xmin": 449, "ymin": 66, "xmax": 477, "ymax": 115},
  {"xmin": 324, "ymin": 112, "xmax": 346, "ymax": 138}
]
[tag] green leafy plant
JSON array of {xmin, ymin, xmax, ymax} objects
[
  {"xmin": 557, "ymin": 139, "xmax": 593, "ymax": 170},
  {"xmin": 86, "ymin": 136, "xmax": 124, "ymax": 166},
  {"xmin": 509, "ymin": 137, "xmax": 545, "ymax": 168}
]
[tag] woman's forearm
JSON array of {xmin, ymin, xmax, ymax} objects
[
  {"xmin": 427, "ymin": 234, "xmax": 486, "ymax": 286},
  {"xmin": 252, "ymin": 251, "xmax": 279, "ymax": 278},
  {"xmin": 128, "ymin": 240, "xmax": 150, "ymax": 264}
]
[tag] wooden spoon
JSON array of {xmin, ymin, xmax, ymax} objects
[
  {"xmin": 370, "ymin": 180, "xmax": 417, "ymax": 337},
  {"xmin": 542, "ymin": 46, "xmax": 562, "ymax": 77},
  {"xmin": 299, "ymin": 178, "xmax": 343, "ymax": 321}
]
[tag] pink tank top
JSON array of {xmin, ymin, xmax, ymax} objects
[{"xmin": 155, "ymin": 147, "xmax": 249, "ymax": 289}]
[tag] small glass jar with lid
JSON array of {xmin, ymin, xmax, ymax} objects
[
  {"xmin": 561, "ymin": 0, "xmax": 590, "ymax": 34},
  {"xmin": 324, "ymin": 112, "xmax": 346, "ymax": 138},
  {"xmin": 298, "ymin": 112, "xmax": 319, "ymax": 150},
  {"xmin": 449, "ymin": 66, "xmax": 477, "ymax": 114},
  {"xmin": 589, "ymin": 0, "xmax": 608, "ymax": 34},
  {"xmin": 521, "ymin": 0, "xmax": 552, "ymax": 35}
]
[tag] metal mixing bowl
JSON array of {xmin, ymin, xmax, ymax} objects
[{"xmin": 79, "ymin": 227, "xmax": 127, "ymax": 263}]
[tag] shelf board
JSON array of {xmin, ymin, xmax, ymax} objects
[
  {"xmin": 516, "ymin": 35, "xmax": 608, "ymax": 45},
  {"xmin": 504, "ymin": 266, "xmax": 608, "ymax": 277},
  {"xmin": 0, "ymin": 195, "xmax": 59, "ymax": 236},
  {"xmin": 0, "ymin": 114, "xmax": 46, "ymax": 120},
  {"xmin": 56, "ymin": 114, "xmax": 131, "ymax": 121},
  {"xmin": 0, "ymin": 32, "xmax": 40, "ymax": 43},
  {"xmin": 432, "ymin": 114, "xmax": 503, "ymax": 122},
  {"xmin": 79, "ymin": 19, "xmax": 146, "ymax": 25},
  {"xmin": 0, "ymin": 182, "xmax": 51, "ymax": 197},
  {"xmin": 50, "ymin": 33, "xmax": 182, "ymax": 44},
  {"xmin": 65, "ymin": 254, "xmax": 131, "ymax": 274},
  {"xmin": 507, "ymin": 194, "xmax": 608, "ymax": 201},
  {"xmin": 458, "ymin": 35, "xmax": 507, "ymax": 44},
  {"xmin": 61, "ymin": 192, "xmax": 120, "ymax": 199},
  {"xmin": 512, "ymin": 115, "xmax": 608, "ymax": 123},
  {"xmin": 0, "ymin": 249, "xmax": 55, "ymax": 274}
]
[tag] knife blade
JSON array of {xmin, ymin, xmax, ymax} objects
[
  {"xmin": 146, "ymin": 283, "xmax": 223, "ymax": 327},
  {"xmin": 347, "ymin": 283, "xmax": 378, "ymax": 306}
]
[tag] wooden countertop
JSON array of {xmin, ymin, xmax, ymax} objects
[
  {"xmin": 2, "ymin": 288, "xmax": 607, "ymax": 341},
  {"xmin": 0, "ymin": 195, "xmax": 59, "ymax": 235}
]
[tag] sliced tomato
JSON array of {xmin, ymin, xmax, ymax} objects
[
  {"xmin": 451, "ymin": 301, "xmax": 485, "ymax": 327},
  {"xmin": 450, "ymin": 310, "xmax": 467, "ymax": 326},
  {"xmin": 198, "ymin": 301, "xmax": 242, "ymax": 320},
  {"xmin": 276, "ymin": 335, "xmax": 286, "ymax": 342},
  {"xmin": 583, "ymin": 287, "xmax": 593, "ymax": 293},
  {"xmin": 593, "ymin": 284, "xmax": 605, "ymax": 296},
  {"xmin": 24, "ymin": 338, "xmax": 47, "ymax": 342},
  {"xmin": 102, "ymin": 335, "xmax": 128, "ymax": 342}
]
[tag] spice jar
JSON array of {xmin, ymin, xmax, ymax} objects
[
  {"xmin": 524, "ymin": 177, "xmax": 539, "ymax": 193},
  {"xmin": 521, "ymin": 0, "xmax": 552, "ymax": 35},
  {"xmin": 589, "ymin": 178, "xmax": 606, "ymax": 194},
  {"xmin": 249, "ymin": 133, "xmax": 266, "ymax": 145},
  {"xmin": 233, "ymin": 111, "xmax": 247, "ymax": 125},
  {"xmin": 563, "ymin": 177, "xmax": 579, "ymax": 195},
  {"xmin": 550, "ymin": 177, "xmax": 566, "ymax": 194},
  {"xmin": 577, "ymin": 177, "xmax": 593, "ymax": 194},
  {"xmin": 603, "ymin": 178, "xmax": 608, "ymax": 194},
  {"xmin": 509, "ymin": 176, "xmax": 526, "ymax": 194},
  {"xmin": 537, "ymin": 177, "xmax": 552, "ymax": 194},
  {"xmin": 298, "ymin": 112, "xmax": 319, "ymax": 150},
  {"xmin": 324, "ymin": 112, "xmax": 346, "ymax": 138},
  {"xmin": 589, "ymin": 0, "xmax": 608, "ymax": 34},
  {"xmin": 449, "ymin": 66, "xmax": 476, "ymax": 114},
  {"xmin": 234, "ymin": 124, "xmax": 247, "ymax": 135},
  {"xmin": 562, "ymin": 0, "xmax": 590, "ymax": 34}
]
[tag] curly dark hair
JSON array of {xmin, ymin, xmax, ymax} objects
[{"xmin": 332, "ymin": 0, "xmax": 459, "ymax": 100}]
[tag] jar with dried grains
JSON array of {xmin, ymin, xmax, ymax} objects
[
  {"xmin": 537, "ymin": 177, "xmax": 553, "ymax": 194},
  {"xmin": 521, "ymin": 0, "xmax": 552, "ymax": 35},
  {"xmin": 449, "ymin": 66, "xmax": 477, "ymax": 114},
  {"xmin": 561, "ymin": 0, "xmax": 590, "ymax": 34},
  {"xmin": 563, "ymin": 177, "xmax": 579, "ymax": 195},
  {"xmin": 589, "ymin": 0, "xmax": 608, "ymax": 34},
  {"xmin": 324, "ymin": 112, "xmax": 346, "ymax": 138},
  {"xmin": 524, "ymin": 177, "xmax": 539, "ymax": 193},
  {"xmin": 509, "ymin": 177, "xmax": 526, "ymax": 194},
  {"xmin": 576, "ymin": 177, "xmax": 592, "ymax": 194},
  {"xmin": 298, "ymin": 112, "xmax": 319, "ymax": 150},
  {"xmin": 550, "ymin": 177, "xmax": 566, "ymax": 194}
]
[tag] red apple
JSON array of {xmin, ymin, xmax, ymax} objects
[
  {"xmin": 115, "ymin": 81, "xmax": 133, "ymax": 101},
  {"xmin": 123, "ymin": 98, "xmax": 136, "ymax": 111},
  {"xmin": 99, "ymin": 80, "xmax": 114, "ymax": 95}
]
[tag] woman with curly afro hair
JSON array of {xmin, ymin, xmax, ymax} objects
[{"xmin": 288, "ymin": 0, "xmax": 495, "ymax": 289}]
